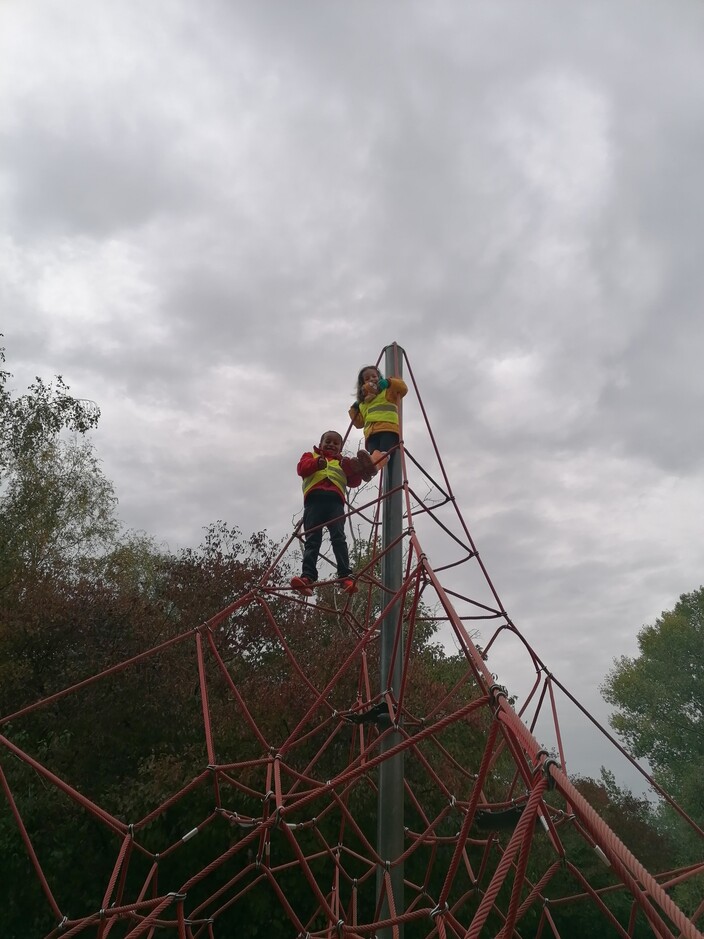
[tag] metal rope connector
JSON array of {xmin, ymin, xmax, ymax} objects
[{"xmin": 541, "ymin": 757, "xmax": 560, "ymax": 790}]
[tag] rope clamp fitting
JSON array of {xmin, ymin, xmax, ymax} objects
[{"xmin": 541, "ymin": 757, "xmax": 559, "ymax": 789}]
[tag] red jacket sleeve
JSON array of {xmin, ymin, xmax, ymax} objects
[{"xmin": 297, "ymin": 452, "xmax": 321, "ymax": 478}]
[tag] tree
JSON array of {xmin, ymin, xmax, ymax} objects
[
  {"xmin": 0, "ymin": 339, "xmax": 111, "ymax": 590},
  {"xmin": 0, "ymin": 519, "xmax": 303, "ymax": 936},
  {"xmin": 601, "ymin": 587, "xmax": 704, "ymax": 814},
  {"xmin": 0, "ymin": 339, "xmax": 100, "ymax": 475},
  {"xmin": 601, "ymin": 588, "xmax": 704, "ymax": 915},
  {"xmin": 0, "ymin": 439, "xmax": 119, "ymax": 590}
]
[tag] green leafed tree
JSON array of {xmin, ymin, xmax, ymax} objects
[
  {"xmin": 0, "ymin": 341, "xmax": 116, "ymax": 592},
  {"xmin": 601, "ymin": 588, "xmax": 704, "ymax": 913},
  {"xmin": 0, "ymin": 339, "xmax": 100, "ymax": 475},
  {"xmin": 0, "ymin": 439, "xmax": 119, "ymax": 587},
  {"xmin": 601, "ymin": 587, "xmax": 704, "ymax": 813}
]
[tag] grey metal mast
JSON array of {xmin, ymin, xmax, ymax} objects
[{"xmin": 376, "ymin": 342, "xmax": 405, "ymax": 937}]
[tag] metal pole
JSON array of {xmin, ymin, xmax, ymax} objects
[{"xmin": 376, "ymin": 342, "xmax": 404, "ymax": 937}]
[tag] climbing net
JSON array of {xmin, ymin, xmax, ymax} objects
[{"xmin": 2, "ymin": 346, "xmax": 704, "ymax": 938}]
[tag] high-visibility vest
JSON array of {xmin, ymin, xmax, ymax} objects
[
  {"xmin": 302, "ymin": 453, "xmax": 347, "ymax": 499},
  {"xmin": 359, "ymin": 390, "xmax": 399, "ymax": 435}
]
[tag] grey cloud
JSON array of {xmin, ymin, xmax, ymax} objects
[
  {"xmin": 1, "ymin": 121, "xmax": 199, "ymax": 237},
  {"xmin": 3, "ymin": 0, "xmax": 704, "ymax": 793}
]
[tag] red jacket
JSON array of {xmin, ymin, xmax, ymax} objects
[{"xmin": 297, "ymin": 445, "xmax": 363, "ymax": 503}]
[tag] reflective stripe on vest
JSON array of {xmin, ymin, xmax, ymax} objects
[
  {"xmin": 302, "ymin": 453, "xmax": 347, "ymax": 499},
  {"xmin": 359, "ymin": 391, "xmax": 399, "ymax": 435}
]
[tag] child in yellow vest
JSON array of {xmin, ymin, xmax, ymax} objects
[
  {"xmin": 291, "ymin": 430, "xmax": 375, "ymax": 596},
  {"xmin": 349, "ymin": 365, "xmax": 408, "ymax": 468}
]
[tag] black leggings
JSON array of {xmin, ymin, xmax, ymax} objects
[
  {"xmin": 301, "ymin": 492, "xmax": 351, "ymax": 581},
  {"xmin": 365, "ymin": 431, "xmax": 399, "ymax": 455}
]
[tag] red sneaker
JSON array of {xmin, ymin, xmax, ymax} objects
[
  {"xmin": 339, "ymin": 577, "xmax": 358, "ymax": 595},
  {"xmin": 291, "ymin": 576, "xmax": 314, "ymax": 596}
]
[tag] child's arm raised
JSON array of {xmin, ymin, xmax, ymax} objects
[{"xmin": 383, "ymin": 377, "xmax": 408, "ymax": 398}]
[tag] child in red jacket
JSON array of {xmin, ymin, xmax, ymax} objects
[{"xmin": 291, "ymin": 430, "xmax": 376, "ymax": 596}]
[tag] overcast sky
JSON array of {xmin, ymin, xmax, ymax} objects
[{"xmin": 2, "ymin": 0, "xmax": 704, "ymax": 792}]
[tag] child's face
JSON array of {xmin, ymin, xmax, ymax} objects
[
  {"xmin": 362, "ymin": 367, "xmax": 380, "ymax": 387},
  {"xmin": 319, "ymin": 432, "xmax": 342, "ymax": 456}
]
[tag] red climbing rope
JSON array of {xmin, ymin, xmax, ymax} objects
[{"xmin": 1, "ymin": 345, "xmax": 702, "ymax": 938}]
